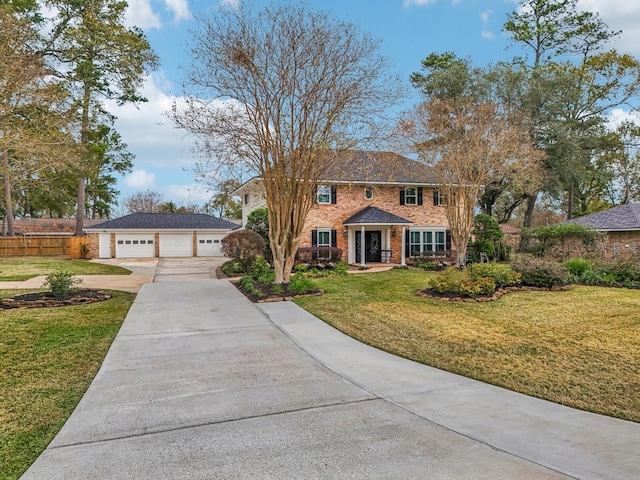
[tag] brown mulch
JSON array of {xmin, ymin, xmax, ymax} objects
[
  {"xmin": 417, "ymin": 285, "xmax": 570, "ymax": 303},
  {"xmin": 0, "ymin": 289, "xmax": 112, "ymax": 309},
  {"xmin": 228, "ymin": 278, "xmax": 324, "ymax": 303}
]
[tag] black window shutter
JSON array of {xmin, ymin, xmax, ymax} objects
[
  {"xmin": 417, "ymin": 187, "xmax": 423, "ymax": 205},
  {"xmin": 446, "ymin": 230, "xmax": 452, "ymax": 251},
  {"xmin": 399, "ymin": 189, "xmax": 405, "ymax": 205},
  {"xmin": 311, "ymin": 230, "xmax": 318, "ymax": 247},
  {"xmin": 404, "ymin": 229, "xmax": 410, "ymax": 258},
  {"xmin": 433, "ymin": 189, "xmax": 439, "ymax": 206},
  {"xmin": 330, "ymin": 185, "xmax": 337, "ymax": 204},
  {"xmin": 331, "ymin": 230, "xmax": 337, "ymax": 247}
]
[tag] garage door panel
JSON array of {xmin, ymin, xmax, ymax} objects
[
  {"xmin": 115, "ymin": 234, "xmax": 155, "ymax": 258},
  {"xmin": 159, "ymin": 234, "xmax": 193, "ymax": 257},
  {"xmin": 197, "ymin": 234, "xmax": 225, "ymax": 256}
]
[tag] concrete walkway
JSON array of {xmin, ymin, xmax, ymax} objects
[{"xmin": 21, "ymin": 278, "xmax": 639, "ymax": 479}]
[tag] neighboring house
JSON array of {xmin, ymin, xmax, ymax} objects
[
  {"xmin": 564, "ymin": 203, "xmax": 640, "ymax": 259},
  {"xmin": 86, "ymin": 212, "xmax": 240, "ymax": 259},
  {"xmin": 233, "ymin": 150, "xmax": 452, "ymax": 266}
]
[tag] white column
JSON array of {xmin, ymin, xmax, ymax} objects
[
  {"xmin": 360, "ymin": 225, "xmax": 366, "ymax": 268},
  {"xmin": 401, "ymin": 226, "xmax": 406, "ymax": 266}
]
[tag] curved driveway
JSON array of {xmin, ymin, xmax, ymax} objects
[{"xmin": 21, "ymin": 261, "xmax": 640, "ymax": 479}]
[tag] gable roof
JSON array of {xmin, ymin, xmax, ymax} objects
[
  {"xmin": 566, "ymin": 203, "xmax": 640, "ymax": 231},
  {"xmin": 321, "ymin": 150, "xmax": 437, "ymax": 185},
  {"xmin": 232, "ymin": 150, "xmax": 438, "ymax": 197},
  {"xmin": 87, "ymin": 213, "xmax": 241, "ymax": 231},
  {"xmin": 343, "ymin": 206, "xmax": 413, "ymax": 225}
]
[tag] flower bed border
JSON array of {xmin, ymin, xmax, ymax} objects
[{"xmin": 416, "ymin": 285, "xmax": 570, "ymax": 303}]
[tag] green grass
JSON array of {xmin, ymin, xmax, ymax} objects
[
  {"xmin": 0, "ymin": 290, "xmax": 135, "ymax": 479},
  {"xmin": 0, "ymin": 257, "xmax": 130, "ymax": 281},
  {"xmin": 295, "ymin": 269, "xmax": 640, "ymax": 422}
]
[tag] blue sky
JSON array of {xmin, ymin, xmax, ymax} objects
[{"xmin": 106, "ymin": 0, "xmax": 640, "ymax": 209}]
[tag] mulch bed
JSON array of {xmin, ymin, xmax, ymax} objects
[
  {"xmin": 0, "ymin": 289, "xmax": 112, "ymax": 309},
  {"xmin": 416, "ymin": 285, "xmax": 570, "ymax": 303},
  {"xmin": 228, "ymin": 278, "xmax": 324, "ymax": 303}
]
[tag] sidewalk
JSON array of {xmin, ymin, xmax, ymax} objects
[{"xmin": 21, "ymin": 279, "xmax": 639, "ymax": 479}]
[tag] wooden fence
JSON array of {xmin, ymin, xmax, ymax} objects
[{"xmin": 0, "ymin": 236, "xmax": 90, "ymax": 259}]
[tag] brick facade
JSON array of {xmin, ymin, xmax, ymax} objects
[
  {"xmin": 547, "ymin": 231, "xmax": 640, "ymax": 260},
  {"xmin": 301, "ymin": 183, "xmax": 449, "ymax": 264}
]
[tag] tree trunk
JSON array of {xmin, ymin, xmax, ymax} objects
[
  {"xmin": 2, "ymin": 150, "xmax": 14, "ymax": 236},
  {"xmin": 75, "ymin": 82, "xmax": 92, "ymax": 236},
  {"xmin": 566, "ymin": 183, "xmax": 574, "ymax": 220},
  {"xmin": 523, "ymin": 194, "xmax": 537, "ymax": 228},
  {"xmin": 75, "ymin": 177, "xmax": 86, "ymax": 236}
]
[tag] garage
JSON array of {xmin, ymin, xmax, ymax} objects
[
  {"xmin": 115, "ymin": 233, "xmax": 155, "ymax": 258},
  {"xmin": 87, "ymin": 213, "xmax": 240, "ymax": 259},
  {"xmin": 159, "ymin": 233, "xmax": 193, "ymax": 257},
  {"xmin": 197, "ymin": 233, "xmax": 225, "ymax": 256}
]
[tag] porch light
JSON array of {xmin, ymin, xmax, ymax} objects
[{"xmin": 342, "ymin": 228, "xmax": 348, "ymax": 238}]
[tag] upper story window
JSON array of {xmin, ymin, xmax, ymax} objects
[
  {"xmin": 317, "ymin": 185, "xmax": 331, "ymax": 204},
  {"xmin": 400, "ymin": 187, "xmax": 422, "ymax": 205},
  {"xmin": 364, "ymin": 187, "xmax": 374, "ymax": 200},
  {"xmin": 433, "ymin": 189, "xmax": 445, "ymax": 206},
  {"xmin": 244, "ymin": 194, "xmax": 249, "ymax": 205}
]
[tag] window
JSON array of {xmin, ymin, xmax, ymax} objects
[
  {"xmin": 117, "ymin": 240, "xmax": 124, "ymax": 245},
  {"xmin": 364, "ymin": 187, "xmax": 374, "ymax": 200},
  {"xmin": 433, "ymin": 189, "xmax": 445, "ymax": 206},
  {"xmin": 140, "ymin": 240, "xmax": 146, "ymax": 244},
  {"xmin": 244, "ymin": 194, "xmax": 249, "ymax": 205},
  {"xmin": 316, "ymin": 185, "xmax": 331, "ymax": 204},
  {"xmin": 207, "ymin": 239, "xmax": 212, "ymax": 244},
  {"xmin": 199, "ymin": 240, "xmax": 205, "ymax": 244},
  {"xmin": 317, "ymin": 229, "xmax": 331, "ymax": 247},
  {"xmin": 404, "ymin": 187, "xmax": 417, "ymax": 205},
  {"xmin": 408, "ymin": 228, "xmax": 448, "ymax": 257},
  {"xmin": 133, "ymin": 240, "xmax": 139, "ymax": 244},
  {"xmin": 148, "ymin": 240, "xmax": 153, "ymax": 245}
]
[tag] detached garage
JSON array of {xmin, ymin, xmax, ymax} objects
[{"xmin": 86, "ymin": 212, "xmax": 240, "ymax": 259}]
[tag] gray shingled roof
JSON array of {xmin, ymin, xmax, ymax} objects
[
  {"xmin": 87, "ymin": 213, "xmax": 241, "ymax": 230},
  {"xmin": 566, "ymin": 203, "xmax": 640, "ymax": 231},
  {"xmin": 321, "ymin": 150, "xmax": 437, "ymax": 184},
  {"xmin": 343, "ymin": 206, "xmax": 413, "ymax": 225}
]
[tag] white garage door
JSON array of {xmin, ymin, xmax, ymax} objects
[
  {"xmin": 197, "ymin": 233, "xmax": 225, "ymax": 256},
  {"xmin": 159, "ymin": 233, "xmax": 193, "ymax": 257},
  {"xmin": 115, "ymin": 233, "xmax": 155, "ymax": 258}
]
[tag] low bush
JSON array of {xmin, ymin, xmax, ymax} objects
[
  {"xmin": 288, "ymin": 273, "xmax": 317, "ymax": 295},
  {"xmin": 220, "ymin": 230, "xmax": 266, "ymax": 270},
  {"xmin": 460, "ymin": 277, "xmax": 496, "ymax": 298},
  {"xmin": 296, "ymin": 247, "xmax": 343, "ymax": 265},
  {"xmin": 429, "ymin": 267, "xmax": 469, "ymax": 295},
  {"xmin": 238, "ymin": 275, "xmax": 256, "ymax": 293},
  {"xmin": 42, "ymin": 270, "xmax": 82, "ymax": 298},
  {"xmin": 469, "ymin": 263, "xmax": 521, "ymax": 289},
  {"xmin": 251, "ymin": 255, "xmax": 274, "ymax": 283},
  {"xmin": 221, "ymin": 260, "xmax": 246, "ymax": 277},
  {"xmin": 565, "ymin": 258, "xmax": 592, "ymax": 277},
  {"xmin": 511, "ymin": 254, "xmax": 569, "ymax": 288}
]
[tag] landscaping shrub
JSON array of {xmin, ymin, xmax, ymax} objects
[
  {"xmin": 565, "ymin": 258, "xmax": 592, "ymax": 277},
  {"xmin": 221, "ymin": 259, "xmax": 246, "ymax": 277},
  {"xmin": 468, "ymin": 214, "xmax": 508, "ymax": 262},
  {"xmin": 429, "ymin": 267, "xmax": 469, "ymax": 295},
  {"xmin": 42, "ymin": 270, "xmax": 82, "ymax": 298},
  {"xmin": 295, "ymin": 247, "xmax": 343, "ymax": 265},
  {"xmin": 591, "ymin": 259, "xmax": 640, "ymax": 288},
  {"xmin": 288, "ymin": 273, "xmax": 317, "ymax": 295},
  {"xmin": 251, "ymin": 255, "xmax": 275, "ymax": 283},
  {"xmin": 511, "ymin": 254, "xmax": 569, "ymax": 288},
  {"xmin": 469, "ymin": 263, "xmax": 521, "ymax": 289},
  {"xmin": 239, "ymin": 275, "xmax": 257, "ymax": 294},
  {"xmin": 520, "ymin": 223, "xmax": 602, "ymax": 257},
  {"xmin": 460, "ymin": 277, "xmax": 496, "ymax": 298},
  {"xmin": 220, "ymin": 230, "xmax": 266, "ymax": 270}
]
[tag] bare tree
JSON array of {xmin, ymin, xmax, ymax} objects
[
  {"xmin": 170, "ymin": 2, "xmax": 401, "ymax": 283},
  {"xmin": 400, "ymin": 99, "xmax": 543, "ymax": 263},
  {"xmin": 122, "ymin": 190, "xmax": 165, "ymax": 213}
]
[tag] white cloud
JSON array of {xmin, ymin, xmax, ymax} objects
[
  {"xmin": 163, "ymin": 0, "xmax": 191, "ymax": 22},
  {"xmin": 125, "ymin": 0, "xmax": 161, "ymax": 30},
  {"xmin": 403, "ymin": 0, "xmax": 437, "ymax": 7},
  {"xmin": 165, "ymin": 184, "xmax": 213, "ymax": 204},
  {"xmin": 577, "ymin": 1, "xmax": 640, "ymax": 57},
  {"xmin": 481, "ymin": 30, "xmax": 495, "ymax": 40},
  {"xmin": 125, "ymin": 169, "xmax": 157, "ymax": 189},
  {"xmin": 219, "ymin": 0, "xmax": 240, "ymax": 9},
  {"xmin": 607, "ymin": 108, "xmax": 640, "ymax": 129},
  {"xmin": 480, "ymin": 10, "xmax": 492, "ymax": 24}
]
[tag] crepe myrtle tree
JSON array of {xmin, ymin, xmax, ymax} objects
[{"xmin": 170, "ymin": 2, "xmax": 402, "ymax": 284}]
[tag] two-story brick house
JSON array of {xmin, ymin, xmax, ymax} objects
[{"xmin": 233, "ymin": 150, "xmax": 452, "ymax": 266}]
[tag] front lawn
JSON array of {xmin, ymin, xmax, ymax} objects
[
  {"xmin": 0, "ymin": 290, "xmax": 135, "ymax": 479},
  {"xmin": 0, "ymin": 256, "xmax": 130, "ymax": 281},
  {"xmin": 295, "ymin": 269, "xmax": 640, "ymax": 422}
]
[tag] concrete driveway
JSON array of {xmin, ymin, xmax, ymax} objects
[
  {"xmin": 153, "ymin": 257, "xmax": 225, "ymax": 282},
  {"xmin": 21, "ymin": 277, "xmax": 640, "ymax": 479}
]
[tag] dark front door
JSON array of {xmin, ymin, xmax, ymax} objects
[{"xmin": 355, "ymin": 230, "xmax": 382, "ymax": 263}]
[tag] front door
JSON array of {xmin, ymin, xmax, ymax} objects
[{"xmin": 355, "ymin": 230, "xmax": 382, "ymax": 263}]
